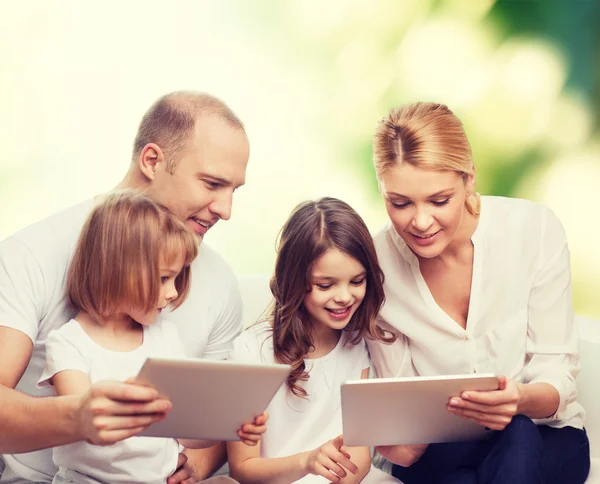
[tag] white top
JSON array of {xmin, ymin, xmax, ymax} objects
[
  {"xmin": 0, "ymin": 199, "xmax": 242, "ymax": 482},
  {"xmin": 367, "ymin": 196, "xmax": 584, "ymax": 430},
  {"xmin": 37, "ymin": 319, "xmax": 183, "ymax": 484},
  {"xmin": 230, "ymin": 323, "xmax": 398, "ymax": 484}
]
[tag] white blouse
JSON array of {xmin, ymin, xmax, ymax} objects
[{"xmin": 367, "ymin": 196, "xmax": 584, "ymax": 429}]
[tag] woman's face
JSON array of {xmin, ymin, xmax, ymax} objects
[{"xmin": 379, "ymin": 163, "xmax": 474, "ymax": 259}]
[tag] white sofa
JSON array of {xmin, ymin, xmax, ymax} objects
[{"xmin": 238, "ymin": 274, "xmax": 600, "ymax": 482}]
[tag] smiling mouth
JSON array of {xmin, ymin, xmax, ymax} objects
[
  {"xmin": 412, "ymin": 230, "xmax": 439, "ymax": 239},
  {"xmin": 192, "ymin": 217, "xmax": 211, "ymax": 228}
]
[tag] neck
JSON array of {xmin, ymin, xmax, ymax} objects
[
  {"xmin": 308, "ymin": 323, "xmax": 341, "ymax": 359},
  {"xmin": 76, "ymin": 311, "xmax": 140, "ymax": 335}
]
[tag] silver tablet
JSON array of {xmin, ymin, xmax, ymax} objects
[
  {"xmin": 341, "ymin": 373, "xmax": 499, "ymax": 446},
  {"xmin": 136, "ymin": 357, "xmax": 291, "ymax": 441}
]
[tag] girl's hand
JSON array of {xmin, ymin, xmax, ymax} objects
[
  {"xmin": 303, "ymin": 435, "xmax": 358, "ymax": 482},
  {"xmin": 237, "ymin": 411, "xmax": 269, "ymax": 446},
  {"xmin": 447, "ymin": 375, "xmax": 520, "ymax": 430}
]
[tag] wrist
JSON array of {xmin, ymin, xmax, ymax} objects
[
  {"xmin": 62, "ymin": 394, "xmax": 85, "ymax": 442},
  {"xmin": 515, "ymin": 382, "xmax": 527, "ymax": 414},
  {"xmin": 298, "ymin": 451, "xmax": 310, "ymax": 474}
]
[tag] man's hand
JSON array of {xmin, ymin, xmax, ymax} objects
[
  {"xmin": 77, "ymin": 381, "xmax": 171, "ymax": 445},
  {"xmin": 447, "ymin": 375, "xmax": 520, "ymax": 430}
]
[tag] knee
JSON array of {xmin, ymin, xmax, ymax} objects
[{"xmin": 501, "ymin": 415, "xmax": 542, "ymax": 448}]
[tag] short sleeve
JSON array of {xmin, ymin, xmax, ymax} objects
[
  {"xmin": 38, "ymin": 326, "xmax": 90, "ymax": 388},
  {"xmin": 0, "ymin": 237, "xmax": 46, "ymax": 342},
  {"xmin": 367, "ymin": 318, "xmax": 416, "ymax": 378},
  {"xmin": 202, "ymin": 277, "xmax": 243, "ymax": 361}
]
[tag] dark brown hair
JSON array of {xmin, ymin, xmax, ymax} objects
[
  {"xmin": 269, "ymin": 197, "xmax": 395, "ymax": 398},
  {"xmin": 132, "ymin": 91, "xmax": 245, "ymax": 174},
  {"xmin": 67, "ymin": 189, "xmax": 198, "ymax": 323}
]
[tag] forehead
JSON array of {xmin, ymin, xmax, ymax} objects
[
  {"xmin": 311, "ymin": 248, "xmax": 365, "ymax": 278},
  {"xmin": 380, "ymin": 163, "xmax": 462, "ymax": 197},
  {"xmin": 177, "ymin": 116, "xmax": 249, "ymax": 184}
]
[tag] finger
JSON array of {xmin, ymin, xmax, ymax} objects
[
  {"xmin": 238, "ymin": 432, "xmax": 261, "ymax": 444},
  {"xmin": 322, "ymin": 448, "xmax": 357, "ymax": 474},
  {"xmin": 91, "ymin": 398, "xmax": 172, "ymax": 417},
  {"xmin": 314, "ymin": 462, "xmax": 341, "ymax": 482},
  {"xmin": 93, "ymin": 426, "xmax": 148, "ymax": 444},
  {"xmin": 317, "ymin": 456, "xmax": 346, "ymax": 480},
  {"xmin": 91, "ymin": 381, "xmax": 160, "ymax": 402},
  {"xmin": 176, "ymin": 452, "xmax": 188, "ymax": 468},
  {"xmin": 332, "ymin": 434, "xmax": 344, "ymax": 449},
  {"xmin": 456, "ymin": 390, "xmax": 515, "ymax": 407},
  {"xmin": 166, "ymin": 457, "xmax": 192, "ymax": 484},
  {"xmin": 253, "ymin": 411, "xmax": 269, "ymax": 425},
  {"xmin": 448, "ymin": 406, "xmax": 513, "ymax": 425},
  {"xmin": 497, "ymin": 375, "xmax": 507, "ymax": 391},
  {"xmin": 93, "ymin": 413, "xmax": 166, "ymax": 431},
  {"xmin": 448, "ymin": 398, "xmax": 515, "ymax": 415},
  {"xmin": 241, "ymin": 423, "xmax": 267, "ymax": 435}
]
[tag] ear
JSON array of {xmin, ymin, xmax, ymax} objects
[
  {"xmin": 465, "ymin": 165, "xmax": 476, "ymax": 195},
  {"xmin": 138, "ymin": 143, "xmax": 165, "ymax": 181}
]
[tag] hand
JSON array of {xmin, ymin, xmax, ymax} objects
[
  {"xmin": 375, "ymin": 443, "xmax": 428, "ymax": 467},
  {"xmin": 303, "ymin": 435, "xmax": 358, "ymax": 482},
  {"xmin": 167, "ymin": 452, "xmax": 196, "ymax": 484},
  {"xmin": 237, "ymin": 411, "xmax": 269, "ymax": 446},
  {"xmin": 77, "ymin": 380, "xmax": 171, "ymax": 445},
  {"xmin": 447, "ymin": 375, "xmax": 521, "ymax": 430}
]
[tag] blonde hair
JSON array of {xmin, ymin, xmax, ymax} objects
[
  {"xmin": 67, "ymin": 189, "xmax": 198, "ymax": 323},
  {"xmin": 373, "ymin": 102, "xmax": 480, "ymax": 215}
]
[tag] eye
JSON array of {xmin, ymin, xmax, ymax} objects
[
  {"xmin": 391, "ymin": 201, "xmax": 410, "ymax": 209},
  {"xmin": 204, "ymin": 180, "xmax": 220, "ymax": 190},
  {"xmin": 350, "ymin": 278, "xmax": 366, "ymax": 286},
  {"xmin": 160, "ymin": 276, "xmax": 169, "ymax": 284},
  {"xmin": 432, "ymin": 198, "xmax": 451, "ymax": 206},
  {"xmin": 316, "ymin": 284, "xmax": 332, "ymax": 290}
]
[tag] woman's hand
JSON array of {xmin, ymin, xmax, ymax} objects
[
  {"xmin": 302, "ymin": 435, "xmax": 358, "ymax": 482},
  {"xmin": 237, "ymin": 411, "xmax": 269, "ymax": 446},
  {"xmin": 447, "ymin": 375, "xmax": 520, "ymax": 430},
  {"xmin": 375, "ymin": 443, "xmax": 428, "ymax": 467}
]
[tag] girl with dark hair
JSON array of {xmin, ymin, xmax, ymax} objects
[{"xmin": 227, "ymin": 197, "xmax": 399, "ymax": 484}]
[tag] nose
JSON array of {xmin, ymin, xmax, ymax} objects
[
  {"xmin": 165, "ymin": 281, "xmax": 179, "ymax": 301},
  {"xmin": 333, "ymin": 285, "xmax": 352, "ymax": 305},
  {"xmin": 209, "ymin": 190, "xmax": 233, "ymax": 221},
  {"xmin": 411, "ymin": 206, "xmax": 433, "ymax": 232}
]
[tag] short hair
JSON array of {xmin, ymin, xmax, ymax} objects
[
  {"xmin": 373, "ymin": 102, "xmax": 479, "ymax": 215},
  {"xmin": 267, "ymin": 197, "xmax": 395, "ymax": 398},
  {"xmin": 67, "ymin": 189, "xmax": 198, "ymax": 323},
  {"xmin": 132, "ymin": 91, "xmax": 245, "ymax": 174}
]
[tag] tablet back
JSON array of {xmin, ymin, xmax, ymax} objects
[
  {"xmin": 137, "ymin": 358, "xmax": 290, "ymax": 440},
  {"xmin": 341, "ymin": 373, "xmax": 498, "ymax": 446}
]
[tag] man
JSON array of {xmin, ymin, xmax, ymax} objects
[{"xmin": 0, "ymin": 91, "xmax": 253, "ymax": 483}]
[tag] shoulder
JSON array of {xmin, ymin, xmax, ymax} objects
[
  {"xmin": 230, "ymin": 322, "xmax": 273, "ymax": 363},
  {"xmin": 483, "ymin": 196, "xmax": 566, "ymax": 246},
  {"xmin": 0, "ymin": 200, "xmax": 94, "ymax": 270},
  {"xmin": 46, "ymin": 319, "xmax": 88, "ymax": 350},
  {"xmin": 192, "ymin": 243, "xmax": 237, "ymax": 284}
]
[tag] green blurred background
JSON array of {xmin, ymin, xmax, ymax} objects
[{"xmin": 1, "ymin": 0, "xmax": 598, "ymax": 318}]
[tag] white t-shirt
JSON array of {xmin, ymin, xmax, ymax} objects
[
  {"xmin": 367, "ymin": 196, "xmax": 584, "ymax": 430},
  {"xmin": 37, "ymin": 319, "xmax": 183, "ymax": 484},
  {"xmin": 230, "ymin": 323, "xmax": 397, "ymax": 484},
  {"xmin": 0, "ymin": 199, "xmax": 242, "ymax": 482}
]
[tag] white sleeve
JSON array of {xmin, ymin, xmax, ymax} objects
[
  {"xmin": 202, "ymin": 276, "xmax": 243, "ymax": 361},
  {"xmin": 366, "ymin": 318, "xmax": 416, "ymax": 378},
  {"xmin": 38, "ymin": 327, "xmax": 90, "ymax": 387},
  {"xmin": 521, "ymin": 207, "xmax": 578, "ymax": 423},
  {"xmin": 0, "ymin": 237, "xmax": 45, "ymax": 342},
  {"xmin": 228, "ymin": 328, "xmax": 266, "ymax": 364}
]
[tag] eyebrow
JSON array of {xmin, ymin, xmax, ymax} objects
[
  {"xmin": 313, "ymin": 271, "xmax": 367, "ymax": 281},
  {"xmin": 199, "ymin": 173, "xmax": 245, "ymax": 189},
  {"xmin": 386, "ymin": 188, "xmax": 455, "ymax": 199}
]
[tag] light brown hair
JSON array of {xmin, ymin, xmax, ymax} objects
[
  {"xmin": 373, "ymin": 102, "xmax": 479, "ymax": 215},
  {"xmin": 132, "ymin": 91, "xmax": 245, "ymax": 174},
  {"xmin": 67, "ymin": 189, "xmax": 198, "ymax": 323},
  {"xmin": 267, "ymin": 197, "xmax": 395, "ymax": 398}
]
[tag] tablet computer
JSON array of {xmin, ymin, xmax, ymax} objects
[
  {"xmin": 136, "ymin": 357, "xmax": 291, "ymax": 441},
  {"xmin": 341, "ymin": 373, "xmax": 499, "ymax": 446}
]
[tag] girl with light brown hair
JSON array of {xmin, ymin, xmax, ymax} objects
[
  {"xmin": 368, "ymin": 102, "xmax": 590, "ymax": 483},
  {"xmin": 37, "ymin": 190, "xmax": 264, "ymax": 484},
  {"xmin": 227, "ymin": 197, "xmax": 399, "ymax": 484}
]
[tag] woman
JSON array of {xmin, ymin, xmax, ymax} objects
[{"xmin": 367, "ymin": 102, "xmax": 590, "ymax": 484}]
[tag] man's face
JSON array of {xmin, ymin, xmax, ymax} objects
[{"xmin": 147, "ymin": 116, "xmax": 249, "ymax": 240}]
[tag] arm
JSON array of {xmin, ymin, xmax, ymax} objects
[
  {"xmin": 228, "ymin": 435, "xmax": 361, "ymax": 484},
  {"xmin": 448, "ymin": 208, "xmax": 575, "ymax": 427}
]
